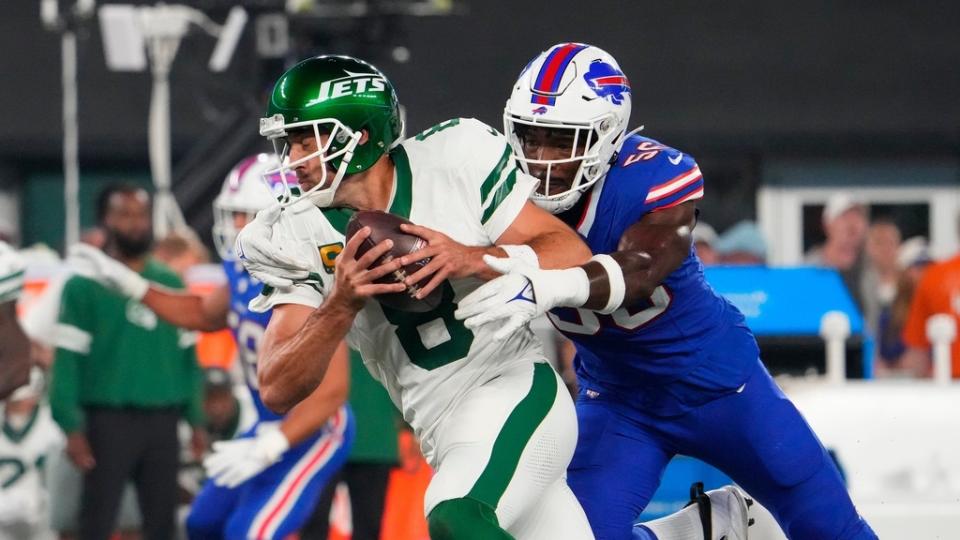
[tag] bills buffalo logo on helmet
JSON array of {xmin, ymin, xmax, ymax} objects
[
  {"xmin": 531, "ymin": 106, "xmax": 549, "ymax": 115},
  {"xmin": 583, "ymin": 60, "xmax": 630, "ymax": 105}
]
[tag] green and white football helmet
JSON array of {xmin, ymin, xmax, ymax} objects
[{"xmin": 259, "ymin": 55, "xmax": 403, "ymax": 208}]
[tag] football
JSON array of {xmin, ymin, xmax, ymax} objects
[{"xmin": 345, "ymin": 210, "xmax": 444, "ymax": 313}]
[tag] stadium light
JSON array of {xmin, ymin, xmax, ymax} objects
[{"xmin": 98, "ymin": 3, "xmax": 248, "ymax": 237}]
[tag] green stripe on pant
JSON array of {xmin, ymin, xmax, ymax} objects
[{"xmin": 467, "ymin": 362, "xmax": 558, "ymax": 509}]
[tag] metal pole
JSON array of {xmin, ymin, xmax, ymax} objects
[
  {"xmin": 147, "ymin": 35, "xmax": 186, "ymax": 238},
  {"xmin": 62, "ymin": 30, "xmax": 80, "ymax": 249}
]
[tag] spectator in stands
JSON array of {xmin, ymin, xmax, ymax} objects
[
  {"xmin": 693, "ymin": 222, "xmax": 719, "ymax": 265},
  {"xmin": 49, "ymin": 184, "xmax": 205, "ymax": 540},
  {"xmin": 901, "ymin": 233, "xmax": 960, "ymax": 378},
  {"xmin": 875, "ymin": 237, "xmax": 932, "ymax": 375},
  {"xmin": 305, "ymin": 349, "xmax": 401, "ymax": 540},
  {"xmin": 715, "ymin": 220, "xmax": 767, "ymax": 265},
  {"xmin": 862, "ymin": 218, "xmax": 902, "ymax": 338},
  {"xmin": 805, "ymin": 193, "xmax": 869, "ymax": 310},
  {"xmin": 151, "ymin": 231, "xmax": 209, "ymax": 278}
]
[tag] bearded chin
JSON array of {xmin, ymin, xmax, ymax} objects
[{"xmin": 113, "ymin": 233, "xmax": 153, "ymax": 258}]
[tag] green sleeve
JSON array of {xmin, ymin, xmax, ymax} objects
[
  {"xmin": 49, "ymin": 278, "xmax": 91, "ymax": 433},
  {"xmin": 182, "ymin": 343, "xmax": 205, "ymax": 427}
]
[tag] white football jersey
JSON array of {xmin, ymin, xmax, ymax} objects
[
  {"xmin": 255, "ymin": 118, "xmax": 546, "ymax": 459},
  {"xmin": 0, "ymin": 404, "xmax": 63, "ymax": 526},
  {"xmin": 0, "ymin": 241, "xmax": 25, "ymax": 305}
]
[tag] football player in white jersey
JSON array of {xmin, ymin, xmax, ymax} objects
[
  {"xmin": 0, "ymin": 241, "xmax": 30, "ymax": 401},
  {"xmin": 0, "ymin": 369, "xmax": 62, "ymax": 540},
  {"xmin": 234, "ymin": 55, "xmax": 597, "ymax": 539}
]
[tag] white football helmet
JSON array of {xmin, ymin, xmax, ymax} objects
[
  {"xmin": 213, "ymin": 154, "xmax": 293, "ymax": 260},
  {"xmin": 504, "ymin": 43, "xmax": 632, "ymax": 213}
]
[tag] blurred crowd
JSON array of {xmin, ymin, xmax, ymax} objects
[{"xmin": 694, "ymin": 192, "xmax": 953, "ymax": 379}]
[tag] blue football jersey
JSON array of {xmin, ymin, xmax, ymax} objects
[
  {"xmin": 224, "ymin": 261, "xmax": 281, "ymax": 422},
  {"xmin": 549, "ymin": 134, "xmax": 759, "ymax": 412}
]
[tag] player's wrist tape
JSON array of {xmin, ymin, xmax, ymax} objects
[
  {"xmin": 590, "ymin": 254, "xmax": 626, "ymax": 314},
  {"xmin": 499, "ymin": 244, "xmax": 539, "ymax": 267},
  {"xmin": 537, "ymin": 266, "xmax": 591, "ymax": 309}
]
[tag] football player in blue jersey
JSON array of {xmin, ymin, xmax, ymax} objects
[
  {"xmin": 68, "ymin": 154, "xmax": 354, "ymax": 540},
  {"xmin": 457, "ymin": 43, "xmax": 877, "ymax": 540}
]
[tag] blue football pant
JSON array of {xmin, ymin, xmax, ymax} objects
[
  {"xmin": 568, "ymin": 360, "xmax": 876, "ymax": 540},
  {"xmin": 186, "ymin": 407, "xmax": 354, "ymax": 540}
]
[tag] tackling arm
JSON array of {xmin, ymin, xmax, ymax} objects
[
  {"xmin": 397, "ymin": 200, "xmax": 593, "ymax": 297},
  {"xmin": 455, "ymin": 202, "xmax": 695, "ymax": 336},
  {"xmin": 579, "ymin": 201, "xmax": 695, "ymax": 312}
]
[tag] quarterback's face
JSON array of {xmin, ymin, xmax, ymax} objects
[
  {"xmin": 285, "ymin": 129, "xmax": 338, "ymax": 192},
  {"xmin": 516, "ymin": 126, "xmax": 587, "ymax": 196}
]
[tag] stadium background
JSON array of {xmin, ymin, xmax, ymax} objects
[{"xmin": 1, "ymin": 1, "xmax": 960, "ymax": 539}]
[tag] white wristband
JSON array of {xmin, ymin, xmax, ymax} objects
[
  {"xmin": 590, "ymin": 254, "xmax": 626, "ymax": 314},
  {"xmin": 499, "ymin": 244, "xmax": 539, "ymax": 267}
]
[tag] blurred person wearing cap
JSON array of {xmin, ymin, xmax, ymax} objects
[
  {"xmin": 873, "ymin": 237, "xmax": 933, "ymax": 376},
  {"xmin": 805, "ymin": 193, "xmax": 869, "ymax": 310},
  {"xmin": 692, "ymin": 222, "xmax": 719, "ymax": 265},
  {"xmin": 49, "ymin": 184, "xmax": 205, "ymax": 540},
  {"xmin": 715, "ymin": 221, "xmax": 767, "ymax": 265},
  {"xmin": 0, "ymin": 369, "xmax": 63, "ymax": 540},
  {"xmin": 901, "ymin": 228, "xmax": 960, "ymax": 378},
  {"xmin": 67, "ymin": 156, "xmax": 353, "ymax": 539}
]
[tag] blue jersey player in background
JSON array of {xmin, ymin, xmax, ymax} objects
[
  {"xmin": 458, "ymin": 43, "xmax": 877, "ymax": 540},
  {"xmin": 69, "ymin": 154, "xmax": 354, "ymax": 539}
]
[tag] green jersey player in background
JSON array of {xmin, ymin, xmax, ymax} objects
[{"xmin": 235, "ymin": 54, "xmax": 597, "ymax": 540}]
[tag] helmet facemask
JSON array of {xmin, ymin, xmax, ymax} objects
[
  {"xmin": 260, "ymin": 114, "xmax": 364, "ymax": 209},
  {"xmin": 505, "ymin": 111, "xmax": 623, "ymax": 214}
]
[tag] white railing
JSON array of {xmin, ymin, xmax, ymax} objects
[
  {"xmin": 819, "ymin": 311, "xmax": 955, "ymax": 384},
  {"xmin": 926, "ymin": 314, "xmax": 956, "ymax": 385}
]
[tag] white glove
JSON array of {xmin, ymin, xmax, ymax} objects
[
  {"xmin": 235, "ymin": 204, "xmax": 316, "ymax": 288},
  {"xmin": 67, "ymin": 243, "xmax": 149, "ymax": 299},
  {"xmin": 203, "ymin": 427, "xmax": 289, "ymax": 488},
  {"xmin": 455, "ymin": 255, "xmax": 591, "ymax": 340}
]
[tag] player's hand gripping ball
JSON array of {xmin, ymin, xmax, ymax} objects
[{"xmin": 345, "ymin": 211, "xmax": 445, "ymax": 313}]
